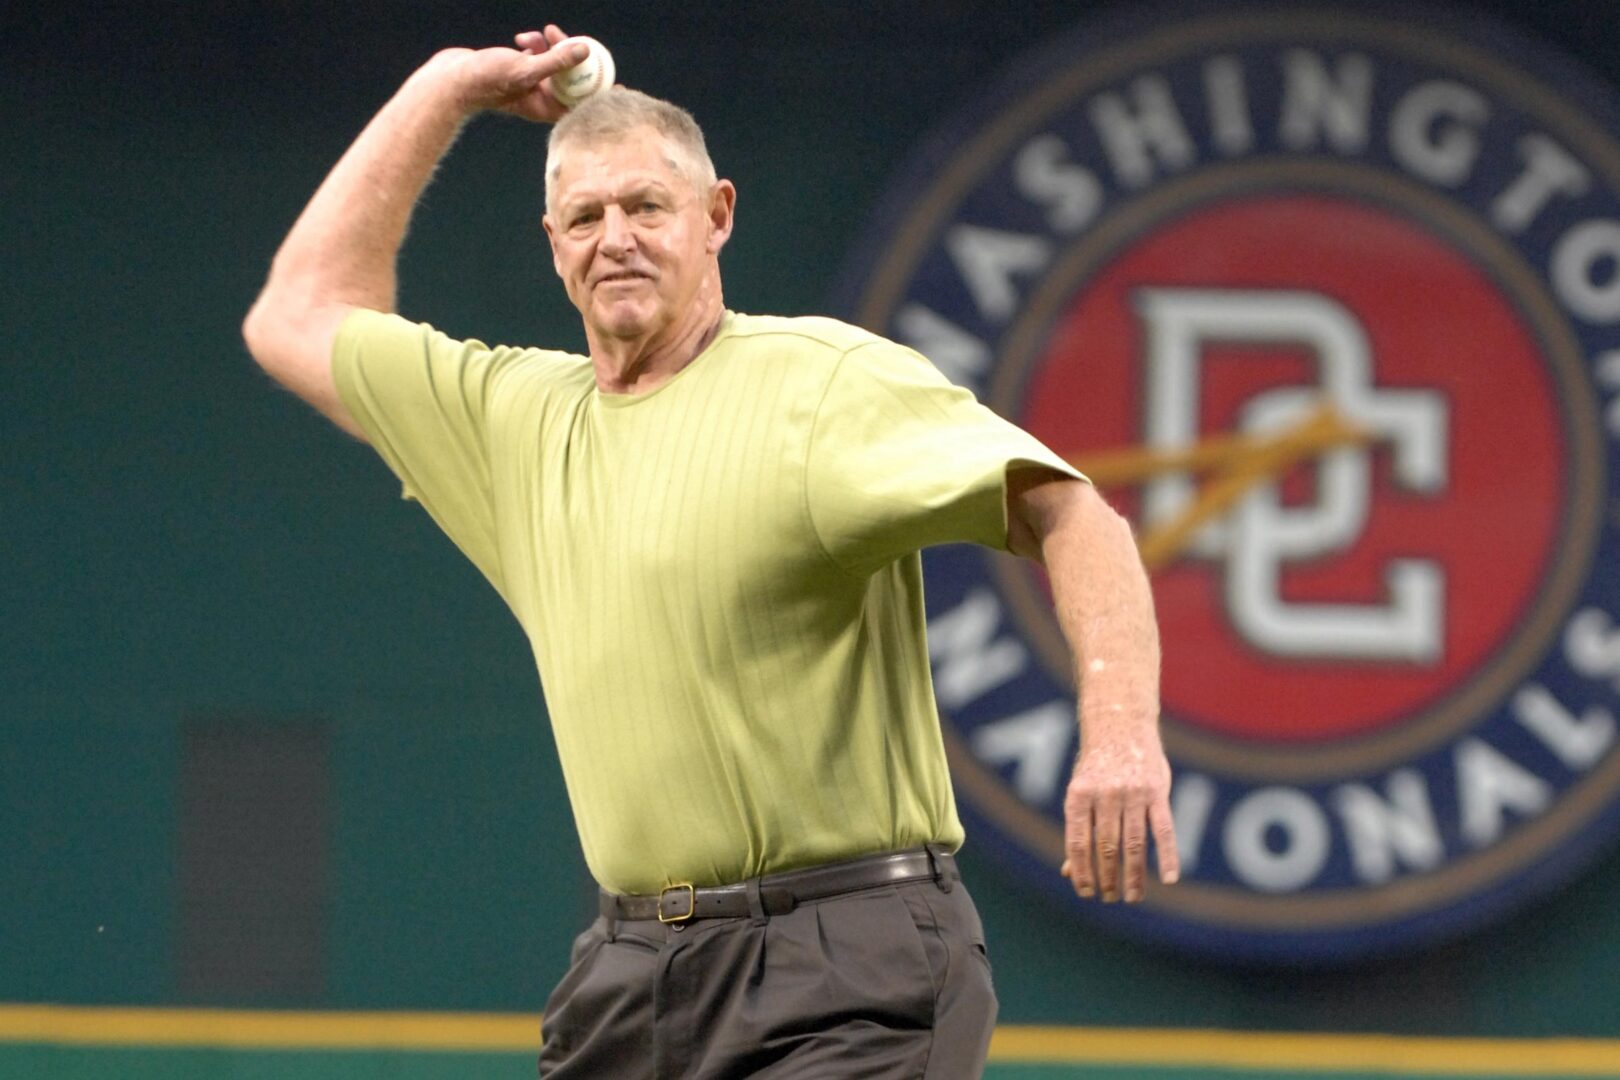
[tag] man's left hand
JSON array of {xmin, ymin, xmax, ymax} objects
[{"xmin": 1060, "ymin": 733, "xmax": 1178, "ymax": 902}]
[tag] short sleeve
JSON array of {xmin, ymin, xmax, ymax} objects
[
  {"xmin": 332, "ymin": 308, "xmax": 525, "ymax": 591},
  {"xmin": 805, "ymin": 339, "xmax": 1087, "ymax": 575}
]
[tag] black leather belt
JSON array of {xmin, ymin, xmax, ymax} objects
[{"xmin": 600, "ymin": 845, "xmax": 957, "ymax": 924}]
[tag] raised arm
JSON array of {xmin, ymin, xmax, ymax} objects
[
  {"xmin": 241, "ymin": 28, "xmax": 588, "ymax": 438},
  {"xmin": 1006, "ymin": 470, "xmax": 1180, "ymax": 903}
]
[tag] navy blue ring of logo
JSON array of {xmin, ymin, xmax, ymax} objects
[{"xmin": 834, "ymin": 3, "xmax": 1620, "ymax": 963}]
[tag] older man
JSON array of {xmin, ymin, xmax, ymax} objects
[{"xmin": 244, "ymin": 24, "xmax": 1178, "ymax": 1079}]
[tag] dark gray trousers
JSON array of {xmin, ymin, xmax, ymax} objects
[{"xmin": 538, "ymin": 878, "xmax": 998, "ymax": 1078}]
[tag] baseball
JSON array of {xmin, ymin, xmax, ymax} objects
[{"xmin": 550, "ymin": 36, "xmax": 616, "ymax": 107}]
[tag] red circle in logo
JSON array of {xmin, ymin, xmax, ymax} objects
[{"xmin": 1020, "ymin": 194, "xmax": 1565, "ymax": 742}]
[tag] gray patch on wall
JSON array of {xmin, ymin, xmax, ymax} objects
[{"xmin": 175, "ymin": 718, "xmax": 329, "ymax": 1002}]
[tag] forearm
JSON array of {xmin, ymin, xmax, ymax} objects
[
  {"xmin": 243, "ymin": 39, "xmax": 576, "ymax": 429},
  {"xmin": 1013, "ymin": 476, "xmax": 1175, "ymax": 900},
  {"xmin": 1038, "ymin": 484, "xmax": 1163, "ymax": 749},
  {"xmin": 255, "ymin": 52, "xmax": 473, "ymax": 315},
  {"xmin": 242, "ymin": 52, "xmax": 484, "ymax": 435}
]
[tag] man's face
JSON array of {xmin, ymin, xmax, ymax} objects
[{"xmin": 543, "ymin": 129, "xmax": 731, "ymax": 344}]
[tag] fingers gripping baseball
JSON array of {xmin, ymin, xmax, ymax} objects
[
  {"xmin": 1062, "ymin": 745, "xmax": 1179, "ymax": 902},
  {"xmin": 445, "ymin": 26, "xmax": 587, "ymax": 122}
]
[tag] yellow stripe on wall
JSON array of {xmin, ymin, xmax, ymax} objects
[
  {"xmin": 0, "ymin": 1006, "xmax": 541, "ymax": 1052},
  {"xmin": 3, "ymin": 1006, "xmax": 1619, "ymax": 1074},
  {"xmin": 989, "ymin": 1026, "xmax": 1620, "ymax": 1075}
]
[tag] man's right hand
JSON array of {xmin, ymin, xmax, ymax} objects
[{"xmin": 435, "ymin": 25, "xmax": 589, "ymax": 123}]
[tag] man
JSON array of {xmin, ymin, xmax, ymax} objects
[{"xmin": 243, "ymin": 23, "xmax": 1178, "ymax": 1079}]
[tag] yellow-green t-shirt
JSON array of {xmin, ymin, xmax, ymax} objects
[{"xmin": 333, "ymin": 308, "xmax": 1080, "ymax": 894}]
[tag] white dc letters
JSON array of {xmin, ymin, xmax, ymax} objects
[{"xmin": 1135, "ymin": 288, "xmax": 1449, "ymax": 661}]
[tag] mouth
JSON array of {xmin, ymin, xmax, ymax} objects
[{"xmin": 594, "ymin": 269, "xmax": 653, "ymax": 286}]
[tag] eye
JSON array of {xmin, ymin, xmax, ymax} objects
[{"xmin": 568, "ymin": 209, "xmax": 602, "ymax": 231}]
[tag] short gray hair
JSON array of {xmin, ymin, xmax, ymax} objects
[{"xmin": 545, "ymin": 87, "xmax": 718, "ymax": 212}]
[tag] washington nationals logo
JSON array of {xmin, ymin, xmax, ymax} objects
[{"xmin": 835, "ymin": 5, "xmax": 1620, "ymax": 962}]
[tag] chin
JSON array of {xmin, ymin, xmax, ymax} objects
[
  {"xmin": 598, "ymin": 316, "xmax": 649, "ymax": 340},
  {"xmin": 594, "ymin": 301, "xmax": 663, "ymax": 340}
]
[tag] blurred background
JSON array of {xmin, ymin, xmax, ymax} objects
[{"xmin": 5, "ymin": 1, "xmax": 1620, "ymax": 1077}]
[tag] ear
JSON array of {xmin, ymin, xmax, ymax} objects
[
  {"xmin": 541, "ymin": 212, "xmax": 564, "ymax": 278},
  {"xmin": 705, "ymin": 179, "xmax": 737, "ymax": 255}
]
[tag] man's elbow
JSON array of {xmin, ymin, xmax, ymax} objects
[
  {"xmin": 241, "ymin": 288, "xmax": 340, "ymax": 388},
  {"xmin": 241, "ymin": 297, "xmax": 270, "ymax": 368},
  {"xmin": 241, "ymin": 290, "xmax": 295, "ymax": 375},
  {"xmin": 238, "ymin": 293, "xmax": 367, "ymax": 441}
]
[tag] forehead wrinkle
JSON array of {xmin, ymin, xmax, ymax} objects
[{"xmin": 548, "ymin": 128, "xmax": 703, "ymax": 214}]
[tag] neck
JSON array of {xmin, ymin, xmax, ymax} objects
[{"xmin": 588, "ymin": 271, "xmax": 726, "ymax": 394}]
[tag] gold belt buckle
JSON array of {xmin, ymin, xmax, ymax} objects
[{"xmin": 658, "ymin": 883, "xmax": 696, "ymax": 923}]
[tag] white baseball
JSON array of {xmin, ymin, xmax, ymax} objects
[{"xmin": 550, "ymin": 36, "xmax": 616, "ymax": 107}]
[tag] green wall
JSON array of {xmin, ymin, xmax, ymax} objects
[{"xmin": 5, "ymin": 0, "xmax": 1620, "ymax": 1051}]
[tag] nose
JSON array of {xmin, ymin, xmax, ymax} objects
[{"xmin": 599, "ymin": 205, "xmax": 634, "ymax": 259}]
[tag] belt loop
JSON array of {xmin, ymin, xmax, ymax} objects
[
  {"xmin": 925, "ymin": 843, "xmax": 955, "ymax": 893},
  {"xmin": 745, "ymin": 877, "xmax": 768, "ymax": 926},
  {"xmin": 604, "ymin": 908, "xmax": 618, "ymax": 944}
]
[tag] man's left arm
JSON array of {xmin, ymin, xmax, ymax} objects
[{"xmin": 1006, "ymin": 469, "xmax": 1180, "ymax": 903}]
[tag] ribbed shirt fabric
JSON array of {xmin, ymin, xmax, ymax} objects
[{"xmin": 333, "ymin": 308, "xmax": 1080, "ymax": 893}]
